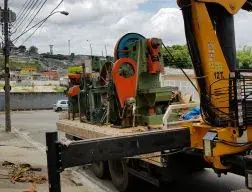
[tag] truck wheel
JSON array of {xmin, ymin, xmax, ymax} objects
[
  {"xmin": 91, "ymin": 161, "xmax": 109, "ymax": 179},
  {"xmin": 108, "ymin": 160, "xmax": 134, "ymax": 192}
]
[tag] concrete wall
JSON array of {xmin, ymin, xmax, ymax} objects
[
  {"xmin": 0, "ymin": 80, "xmax": 60, "ymax": 86},
  {"xmin": 160, "ymin": 70, "xmax": 199, "ymax": 102},
  {"xmin": 0, "ymin": 92, "xmax": 67, "ymax": 111},
  {"xmin": 162, "ymin": 79, "xmax": 199, "ymax": 102}
]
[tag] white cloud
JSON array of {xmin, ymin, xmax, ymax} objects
[
  {"xmin": 7, "ymin": 1, "xmax": 252, "ymax": 56},
  {"xmin": 142, "ymin": 8, "xmax": 185, "ymax": 44}
]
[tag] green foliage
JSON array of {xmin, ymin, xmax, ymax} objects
[
  {"xmin": 54, "ymin": 86, "xmax": 65, "ymax": 93},
  {"xmin": 237, "ymin": 46, "xmax": 252, "ymax": 69},
  {"xmin": 41, "ymin": 53, "xmax": 69, "ymax": 60},
  {"xmin": 161, "ymin": 45, "xmax": 192, "ymax": 69},
  {"xmin": 28, "ymin": 46, "xmax": 38, "ymax": 55},
  {"xmin": 34, "ymin": 60, "xmax": 40, "ymax": 69},
  {"xmin": 18, "ymin": 45, "xmax": 26, "ymax": 53},
  {"xmin": 0, "ymin": 83, "xmax": 4, "ymax": 89},
  {"xmin": 68, "ymin": 66, "xmax": 82, "ymax": 74},
  {"xmin": 0, "ymin": 59, "xmax": 41, "ymax": 71},
  {"xmin": 161, "ymin": 44, "xmax": 252, "ymax": 69},
  {"xmin": 70, "ymin": 53, "xmax": 75, "ymax": 61}
]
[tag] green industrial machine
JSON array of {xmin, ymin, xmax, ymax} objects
[
  {"xmin": 125, "ymin": 36, "xmax": 177, "ymax": 125},
  {"xmin": 67, "ymin": 33, "xmax": 178, "ymax": 127}
]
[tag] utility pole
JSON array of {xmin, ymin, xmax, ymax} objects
[
  {"xmin": 86, "ymin": 40, "xmax": 93, "ymax": 66},
  {"xmin": 105, "ymin": 44, "xmax": 108, "ymax": 57},
  {"xmin": 68, "ymin": 40, "xmax": 70, "ymax": 55},
  {"xmin": 3, "ymin": 0, "xmax": 11, "ymax": 132}
]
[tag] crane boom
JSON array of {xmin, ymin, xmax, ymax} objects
[
  {"xmin": 178, "ymin": 0, "xmax": 252, "ymax": 126},
  {"xmin": 177, "ymin": 0, "xmax": 252, "ymax": 174}
]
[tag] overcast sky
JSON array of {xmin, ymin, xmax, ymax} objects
[{"xmin": 4, "ymin": 0, "xmax": 252, "ymax": 55}]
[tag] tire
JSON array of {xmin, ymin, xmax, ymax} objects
[
  {"xmin": 108, "ymin": 160, "xmax": 134, "ymax": 192},
  {"xmin": 57, "ymin": 107, "xmax": 62, "ymax": 112},
  {"xmin": 91, "ymin": 161, "xmax": 109, "ymax": 179}
]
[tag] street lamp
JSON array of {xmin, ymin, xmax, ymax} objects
[
  {"xmin": 59, "ymin": 11, "xmax": 69, "ymax": 16},
  {"xmin": 86, "ymin": 40, "xmax": 93, "ymax": 57},
  {"xmin": 12, "ymin": 10, "xmax": 69, "ymax": 42},
  {"xmin": 86, "ymin": 40, "xmax": 93, "ymax": 68}
]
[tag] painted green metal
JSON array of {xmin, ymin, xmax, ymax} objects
[
  {"xmin": 68, "ymin": 33, "xmax": 179, "ymax": 127},
  {"xmin": 125, "ymin": 38, "xmax": 178, "ymax": 125}
]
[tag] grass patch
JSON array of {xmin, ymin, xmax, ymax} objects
[{"xmin": 53, "ymin": 86, "xmax": 66, "ymax": 93}]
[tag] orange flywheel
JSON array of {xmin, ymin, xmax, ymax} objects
[{"xmin": 112, "ymin": 58, "xmax": 137, "ymax": 108}]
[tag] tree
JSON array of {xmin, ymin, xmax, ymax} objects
[
  {"xmin": 28, "ymin": 46, "xmax": 38, "ymax": 55},
  {"xmin": 237, "ymin": 46, "xmax": 252, "ymax": 69},
  {"xmin": 18, "ymin": 45, "xmax": 26, "ymax": 53},
  {"xmin": 70, "ymin": 53, "xmax": 75, "ymax": 61},
  {"xmin": 162, "ymin": 44, "xmax": 192, "ymax": 69}
]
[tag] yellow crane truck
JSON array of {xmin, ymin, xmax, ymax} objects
[{"xmin": 45, "ymin": 0, "xmax": 252, "ymax": 191}]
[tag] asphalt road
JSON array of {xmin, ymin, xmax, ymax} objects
[{"xmin": 0, "ymin": 110, "xmax": 247, "ymax": 192}]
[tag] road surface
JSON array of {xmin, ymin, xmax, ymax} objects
[{"xmin": 0, "ymin": 110, "xmax": 247, "ymax": 192}]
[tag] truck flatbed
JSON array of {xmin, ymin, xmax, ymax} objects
[{"xmin": 57, "ymin": 115, "xmax": 186, "ymax": 167}]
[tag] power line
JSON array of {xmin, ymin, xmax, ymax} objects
[
  {"xmin": 18, "ymin": 0, "xmax": 42, "ymax": 31},
  {"xmin": 20, "ymin": 0, "xmax": 64, "ymax": 44},
  {"xmin": 12, "ymin": 0, "xmax": 33, "ymax": 27},
  {"xmin": 11, "ymin": 0, "xmax": 36, "ymax": 33},
  {"xmin": 12, "ymin": 14, "xmax": 48, "ymax": 43},
  {"xmin": 14, "ymin": 0, "xmax": 34, "ymax": 24},
  {"xmin": 13, "ymin": 0, "xmax": 29, "ymax": 22},
  {"xmin": 16, "ymin": 0, "xmax": 48, "ymax": 38},
  {"xmin": 12, "ymin": 0, "xmax": 40, "ymax": 34},
  {"xmin": 20, "ymin": 18, "xmax": 47, "ymax": 44}
]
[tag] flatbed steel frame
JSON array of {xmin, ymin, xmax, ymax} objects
[{"xmin": 46, "ymin": 128, "xmax": 190, "ymax": 192}]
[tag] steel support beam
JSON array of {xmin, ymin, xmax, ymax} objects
[
  {"xmin": 46, "ymin": 132, "xmax": 61, "ymax": 192},
  {"xmin": 46, "ymin": 128, "xmax": 190, "ymax": 192}
]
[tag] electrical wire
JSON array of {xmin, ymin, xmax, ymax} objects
[
  {"xmin": 12, "ymin": 0, "xmax": 34, "ymax": 28},
  {"xmin": 20, "ymin": 0, "xmax": 64, "ymax": 44},
  {"xmin": 20, "ymin": 0, "xmax": 48, "ymax": 35},
  {"xmin": 17, "ymin": 0, "xmax": 43, "ymax": 32},
  {"xmin": 12, "ymin": 0, "xmax": 30, "ymax": 26},
  {"xmin": 11, "ymin": 16, "xmax": 48, "ymax": 43},
  {"xmin": 13, "ymin": 0, "xmax": 40, "ymax": 34},
  {"xmin": 12, "ymin": 0, "xmax": 64, "ymax": 43},
  {"xmin": 162, "ymin": 42, "xmax": 199, "ymax": 93},
  {"xmin": 12, "ymin": 0, "xmax": 38, "ymax": 33},
  {"xmin": 12, "ymin": 0, "xmax": 48, "ymax": 40}
]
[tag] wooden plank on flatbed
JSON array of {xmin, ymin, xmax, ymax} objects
[
  {"xmin": 57, "ymin": 118, "xmax": 186, "ymax": 167},
  {"xmin": 57, "ymin": 119, "xmax": 184, "ymax": 139}
]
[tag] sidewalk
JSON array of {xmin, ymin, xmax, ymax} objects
[{"xmin": 0, "ymin": 127, "xmax": 88, "ymax": 192}]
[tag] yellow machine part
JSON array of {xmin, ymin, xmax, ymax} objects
[
  {"xmin": 198, "ymin": 0, "xmax": 247, "ymax": 14},
  {"xmin": 183, "ymin": 122, "xmax": 252, "ymax": 169},
  {"xmin": 177, "ymin": 0, "xmax": 252, "ymax": 170}
]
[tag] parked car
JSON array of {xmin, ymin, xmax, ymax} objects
[{"xmin": 53, "ymin": 100, "xmax": 68, "ymax": 112}]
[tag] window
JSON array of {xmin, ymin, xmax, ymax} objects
[{"xmin": 60, "ymin": 101, "xmax": 67, "ymax": 104}]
